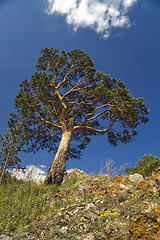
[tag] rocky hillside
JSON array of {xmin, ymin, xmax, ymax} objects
[{"xmin": 1, "ymin": 168, "xmax": 160, "ymax": 240}]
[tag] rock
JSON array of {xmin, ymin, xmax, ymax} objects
[
  {"xmin": 0, "ymin": 235, "xmax": 13, "ymax": 240},
  {"xmin": 62, "ymin": 168, "xmax": 88, "ymax": 183},
  {"xmin": 129, "ymin": 173, "xmax": 143, "ymax": 183},
  {"xmin": 61, "ymin": 226, "xmax": 68, "ymax": 233},
  {"xmin": 96, "ymin": 233, "xmax": 108, "ymax": 239},
  {"xmin": 129, "ymin": 213, "xmax": 160, "ymax": 239},
  {"xmin": 141, "ymin": 201, "xmax": 158, "ymax": 214},
  {"xmin": 119, "ymin": 183, "xmax": 129, "ymax": 190},
  {"xmin": 83, "ymin": 203, "xmax": 98, "ymax": 221},
  {"xmin": 155, "ymin": 174, "xmax": 160, "ymax": 187},
  {"xmin": 78, "ymin": 181, "xmax": 90, "ymax": 191}
]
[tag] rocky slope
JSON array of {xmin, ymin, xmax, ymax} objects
[{"xmin": 1, "ymin": 168, "xmax": 160, "ymax": 240}]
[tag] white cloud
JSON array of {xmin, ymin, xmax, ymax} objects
[
  {"xmin": 123, "ymin": 0, "xmax": 137, "ymax": 9},
  {"xmin": 45, "ymin": 0, "xmax": 138, "ymax": 38},
  {"xmin": 9, "ymin": 165, "xmax": 47, "ymax": 184}
]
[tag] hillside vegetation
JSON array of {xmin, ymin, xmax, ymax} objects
[{"xmin": 0, "ymin": 167, "xmax": 160, "ymax": 240}]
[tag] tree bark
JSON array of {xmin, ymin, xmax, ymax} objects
[
  {"xmin": 45, "ymin": 131, "xmax": 72, "ymax": 184},
  {"xmin": 0, "ymin": 156, "xmax": 9, "ymax": 185}
]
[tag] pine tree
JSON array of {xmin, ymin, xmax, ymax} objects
[
  {"xmin": 8, "ymin": 48, "xmax": 149, "ymax": 184},
  {"xmin": 0, "ymin": 130, "xmax": 21, "ymax": 184}
]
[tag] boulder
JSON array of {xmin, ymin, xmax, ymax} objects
[
  {"xmin": 129, "ymin": 173, "xmax": 143, "ymax": 183},
  {"xmin": 62, "ymin": 168, "xmax": 88, "ymax": 183}
]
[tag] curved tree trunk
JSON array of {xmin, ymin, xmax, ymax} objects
[{"xmin": 45, "ymin": 131, "xmax": 72, "ymax": 184}]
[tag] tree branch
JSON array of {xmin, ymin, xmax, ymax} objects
[
  {"xmin": 73, "ymin": 125, "xmax": 109, "ymax": 134},
  {"xmin": 34, "ymin": 111, "xmax": 62, "ymax": 129},
  {"xmin": 85, "ymin": 99, "xmax": 116, "ymax": 120},
  {"xmin": 55, "ymin": 66, "xmax": 83, "ymax": 90},
  {"xmin": 86, "ymin": 109, "xmax": 110, "ymax": 122},
  {"xmin": 41, "ymin": 129, "xmax": 62, "ymax": 138},
  {"xmin": 62, "ymin": 77, "xmax": 85, "ymax": 100},
  {"xmin": 74, "ymin": 114, "xmax": 116, "ymax": 134}
]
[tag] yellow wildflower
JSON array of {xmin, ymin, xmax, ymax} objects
[{"xmin": 80, "ymin": 217, "xmax": 84, "ymax": 221}]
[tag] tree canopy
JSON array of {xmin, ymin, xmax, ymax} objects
[{"xmin": 8, "ymin": 48, "xmax": 149, "ymax": 184}]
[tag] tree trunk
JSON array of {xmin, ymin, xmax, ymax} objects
[
  {"xmin": 45, "ymin": 131, "xmax": 72, "ymax": 184},
  {"xmin": 0, "ymin": 156, "xmax": 9, "ymax": 185}
]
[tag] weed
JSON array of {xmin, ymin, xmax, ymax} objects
[
  {"xmin": 80, "ymin": 191, "xmax": 94, "ymax": 203},
  {"xmin": 0, "ymin": 179, "xmax": 48, "ymax": 233},
  {"xmin": 63, "ymin": 175, "xmax": 79, "ymax": 188},
  {"xmin": 99, "ymin": 158, "xmax": 130, "ymax": 176}
]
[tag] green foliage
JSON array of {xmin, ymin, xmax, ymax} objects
[
  {"xmin": 125, "ymin": 154, "xmax": 160, "ymax": 177},
  {"xmin": 8, "ymin": 48, "xmax": 149, "ymax": 159},
  {"xmin": 0, "ymin": 131, "xmax": 21, "ymax": 168},
  {"xmin": 0, "ymin": 130, "xmax": 23, "ymax": 184}
]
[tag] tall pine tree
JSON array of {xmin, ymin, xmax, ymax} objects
[{"xmin": 8, "ymin": 48, "xmax": 149, "ymax": 184}]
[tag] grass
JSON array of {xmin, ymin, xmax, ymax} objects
[
  {"xmin": 0, "ymin": 179, "xmax": 47, "ymax": 233},
  {"xmin": 0, "ymin": 172, "xmax": 84, "ymax": 235}
]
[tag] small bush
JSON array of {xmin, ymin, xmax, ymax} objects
[{"xmin": 125, "ymin": 154, "xmax": 160, "ymax": 178}]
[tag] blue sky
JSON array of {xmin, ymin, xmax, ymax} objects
[{"xmin": 0, "ymin": 0, "xmax": 160, "ymax": 175}]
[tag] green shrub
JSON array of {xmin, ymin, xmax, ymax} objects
[{"xmin": 125, "ymin": 154, "xmax": 160, "ymax": 178}]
